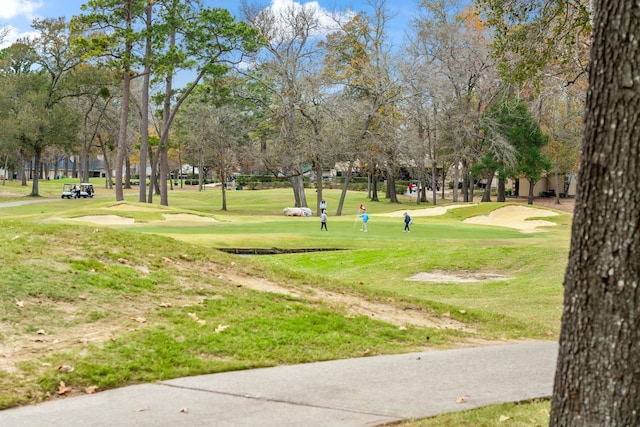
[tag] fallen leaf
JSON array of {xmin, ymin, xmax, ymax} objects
[
  {"xmin": 197, "ymin": 319, "xmax": 206, "ymax": 326},
  {"xmin": 456, "ymin": 395, "xmax": 469, "ymax": 404},
  {"xmin": 214, "ymin": 324, "xmax": 229, "ymax": 333},
  {"xmin": 57, "ymin": 365, "xmax": 75, "ymax": 373},
  {"xmin": 57, "ymin": 381, "xmax": 71, "ymax": 395},
  {"xmin": 14, "ymin": 299, "xmax": 24, "ymax": 308},
  {"xmin": 159, "ymin": 303, "xmax": 172, "ymax": 308},
  {"xmin": 458, "ymin": 310, "xmax": 467, "ymax": 314},
  {"xmin": 136, "ymin": 407, "xmax": 148, "ymax": 412},
  {"xmin": 546, "ymin": 330, "xmax": 554, "ymax": 336},
  {"xmin": 179, "ymin": 408, "xmax": 188, "ymax": 413},
  {"xmin": 162, "ymin": 257, "xmax": 173, "ymax": 263},
  {"xmin": 37, "ymin": 329, "xmax": 46, "ymax": 335},
  {"xmin": 85, "ymin": 386, "xmax": 98, "ymax": 394},
  {"xmin": 132, "ymin": 317, "xmax": 147, "ymax": 323},
  {"xmin": 398, "ymin": 326, "xmax": 407, "ymax": 330},
  {"xmin": 499, "ymin": 415, "xmax": 512, "ymax": 422},
  {"xmin": 442, "ymin": 311, "xmax": 451, "ymax": 318},
  {"xmin": 387, "ymin": 297, "xmax": 395, "ymax": 302},
  {"xmin": 78, "ymin": 338, "xmax": 89, "ymax": 344},
  {"xmin": 363, "ymin": 348, "xmax": 372, "ymax": 355},
  {"xmin": 117, "ymin": 258, "xmax": 127, "ymax": 264}
]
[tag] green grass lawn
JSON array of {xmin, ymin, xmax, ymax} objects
[{"xmin": 0, "ymin": 179, "xmax": 569, "ymax": 424}]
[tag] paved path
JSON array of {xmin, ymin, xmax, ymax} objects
[{"xmin": 0, "ymin": 341, "xmax": 557, "ymax": 427}]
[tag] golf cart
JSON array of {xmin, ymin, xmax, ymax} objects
[
  {"xmin": 77, "ymin": 183, "xmax": 94, "ymax": 198},
  {"xmin": 61, "ymin": 183, "xmax": 75, "ymax": 199},
  {"xmin": 61, "ymin": 183, "xmax": 94, "ymax": 199}
]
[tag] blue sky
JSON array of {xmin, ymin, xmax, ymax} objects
[{"xmin": 1, "ymin": 0, "xmax": 420, "ymax": 48}]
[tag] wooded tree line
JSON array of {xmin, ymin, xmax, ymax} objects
[{"xmin": 0, "ymin": 0, "xmax": 582, "ymax": 212}]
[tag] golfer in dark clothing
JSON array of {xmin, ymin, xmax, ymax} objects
[{"xmin": 403, "ymin": 212, "xmax": 411, "ymax": 232}]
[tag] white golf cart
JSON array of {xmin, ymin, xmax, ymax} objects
[
  {"xmin": 61, "ymin": 183, "xmax": 75, "ymax": 199},
  {"xmin": 77, "ymin": 183, "xmax": 94, "ymax": 198},
  {"xmin": 61, "ymin": 183, "xmax": 94, "ymax": 199}
]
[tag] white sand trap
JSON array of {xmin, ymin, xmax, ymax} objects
[
  {"xmin": 464, "ymin": 205, "xmax": 559, "ymax": 233},
  {"xmin": 375, "ymin": 204, "xmax": 475, "ymax": 218},
  {"xmin": 160, "ymin": 214, "xmax": 217, "ymax": 224},
  {"xmin": 68, "ymin": 215, "xmax": 135, "ymax": 225},
  {"xmin": 105, "ymin": 203, "xmax": 163, "ymax": 212},
  {"xmin": 407, "ymin": 271, "xmax": 512, "ymax": 283}
]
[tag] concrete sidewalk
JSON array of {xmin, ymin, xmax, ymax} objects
[{"xmin": 0, "ymin": 341, "xmax": 557, "ymax": 427}]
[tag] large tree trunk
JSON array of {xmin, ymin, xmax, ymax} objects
[
  {"xmin": 496, "ymin": 177, "xmax": 505, "ymax": 202},
  {"xmin": 527, "ymin": 179, "xmax": 535, "ymax": 204},
  {"xmin": 29, "ymin": 151, "xmax": 41, "ymax": 197},
  {"xmin": 290, "ymin": 175, "xmax": 307, "ymax": 207},
  {"xmin": 314, "ymin": 161, "xmax": 323, "ymax": 216},
  {"xmin": 114, "ymin": 1, "xmax": 133, "ymax": 202},
  {"xmin": 452, "ymin": 161, "xmax": 459, "ymax": 202},
  {"xmin": 550, "ymin": 1, "xmax": 640, "ymax": 425},
  {"xmin": 336, "ymin": 160, "xmax": 353, "ymax": 216},
  {"xmin": 481, "ymin": 169, "xmax": 494, "ymax": 202},
  {"xmin": 554, "ymin": 158, "xmax": 561, "ymax": 205},
  {"xmin": 139, "ymin": 1, "xmax": 152, "ymax": 203},
  {"xmin": 386, "ymin": 167, "xmax": 398, "ymax": 203},
  {"xmin": 99, "ymin": 135, "xmax": 113, "ymax": 190}
]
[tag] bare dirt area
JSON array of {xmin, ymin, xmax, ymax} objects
[
  {"xmin": 406, "ymin": 270, "xmax": 512, "ymax": 283},
  {"xmin": 0, "ymin": 264, "xmax": 476, "ymax": 378},
  {"xmin": 217, "ymin": 271, "xmax": 474, "ymax": 332}
]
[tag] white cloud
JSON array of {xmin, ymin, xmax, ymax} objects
[
  {"xmin": 0, "ymin": 0, "xmax": 43, "ymax": 20},
  {"xmin": 0, "ymin": 25, "xmax": 40, "ymax": 48}
]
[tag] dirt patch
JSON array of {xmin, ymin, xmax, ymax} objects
[
  {"xmin": 0, "ymin": 320, "xmax": 124, "ymax": 374},
  {"xmin": 217, "ymin": 271, "xmax": 473, "ymax": 332},
  {"xmin": 464, "ymin": 205, "xmax": 559, "ymax": 233},
  {"xmin": 406, "ymin": 270, "xmax": 512, "ymax": 283}
]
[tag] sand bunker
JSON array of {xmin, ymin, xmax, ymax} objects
[
  {"xmin": 407, "ymin": 271, "xmax": 512, "ymax": 283},
  {"xmin": 65, "ymin": 213, "xmax": 217, "ymax": 226},
  {"xmin": 68, "ymin": 215, "xmax": 135, "ymax": 225},
  {"xmin": 377, "ymin": 204, "xmax": 558, "ymax": 232},
  {"xmin": 464, "ymin": 205, "xmax": 559, "ymax": 233}
]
